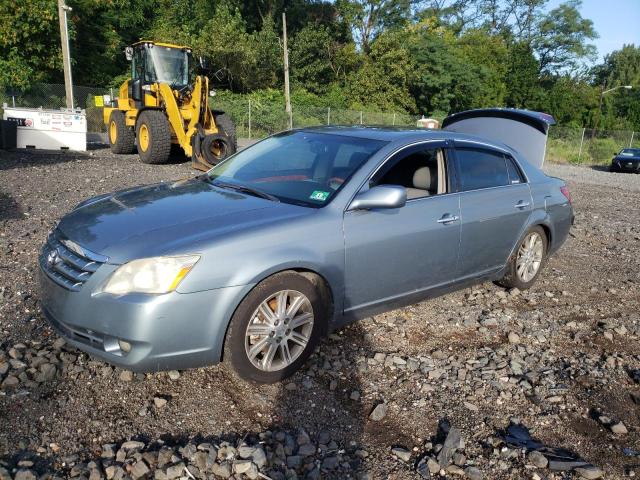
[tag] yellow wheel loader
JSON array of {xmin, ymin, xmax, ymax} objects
[{"xmin": 102, "ymin": 41, "xmax": 236, "ymax": 171}]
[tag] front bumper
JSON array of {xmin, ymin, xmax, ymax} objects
[
  {"xmin": 613, "ymin": 160, "xmax": 640, "ymax": 172},
  {"xmin": 38, "ymin": 266, "xmax": 250, "ymax": 372}
]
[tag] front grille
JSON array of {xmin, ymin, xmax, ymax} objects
[{"xmin": 39, "ymin": 229, "xmax": 108, "ymax": 291}]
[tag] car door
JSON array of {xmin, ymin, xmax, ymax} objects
[
  {"xmin": 342, "ymin": 142, "xmax": 461, "ymax": 313},
  {"xmin": 453, "ymin": 144, "xmax": 533, "ymax": 277}
]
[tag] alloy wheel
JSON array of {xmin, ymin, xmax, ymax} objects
[
  {"xmin": 244, "ymin": 289, "xmax": 314, "ymax": 372},
  {"xmin": 516, "ymin": 232, "xmax": 544, "ymax": 282}
]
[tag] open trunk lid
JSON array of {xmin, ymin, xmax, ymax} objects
[{"xmin": 442, "ymin": 108, "xmax": 556, "ymax": 169}]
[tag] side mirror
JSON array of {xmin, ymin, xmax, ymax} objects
[
  {"xmin": 349, "ymin": 185, "xmax": 407, "ymax": 211},
  {"xmin": 125, "ymin": 46, "xmax": 133, "ymax": 62},
  {"xmin": 131, "ymin": 79, "xmax": 142, "ymax": 101}
]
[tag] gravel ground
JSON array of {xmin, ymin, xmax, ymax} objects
[{"xmin": 1, "ymin": 147, "xmax": 639, "ymax": 480}]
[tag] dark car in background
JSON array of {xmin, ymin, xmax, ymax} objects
[{"xmin": 610, "ymin": 148, "xmax": 640, "ymax": 173}]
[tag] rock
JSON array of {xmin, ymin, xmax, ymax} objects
[
  {"xmin": 575, "ymin": 466, "xmax": 605, "ymax": 479},
  {"xmin": 233, "ymin": 459, "xmax": 254, "ymax": 474},
  {"xmin": 427, "ymin": 458, "xmax": 440, "ymax": 474},
  {"xmin": 528, "ymin": 450, "xmax": 548, "ymax": 468},
  {"xmin": 165, "ymin": 463, "xmax": 185, "ymax": 479},
  {"xmin": 508, "ymin": 332, "xmax": 520, "ymax": 344},
  {"xmin": 211, "ymin": 462, "xmax": 231, "ymax": 478},
  {"xmin": 369, "ymin": 402, "xmax": 388, "ymax": 421},
  {"xmin": 287, "ymin": 455, "xmax": 302, "ymax": 468},
  {"xmin": 437, "ymin": 427, "xmax": 463, "ymax": 467},
  {"xmin": 321, "ymin": 456, "xmax": 339, "ymax": 469},
  {"xmin": 167, "ymin": 370, "xmax": 180, "ymax": 380},
  {"xmin": 446, "ymin": 465, "xmax": 465, "ymax": 476},
  {"xmin": 463, "ymin": 402, "xmax": 478, "ymax": 412},
  {"xmin": 101, "ymin": 444, "xmax": 117, "ymax": 458},
  {"xmin": 1, "ymin": 375, "xmax": 19, "ymax": 388},
  {"xmin": 53, "ymin": 337, "xmax": 66, "ymax": 349},
  {"xmin": 465, "ymin": 466, "xmax": 483, "ymax": 480},
  {"xmin": 153, "ymin": 397, "xmax": 168, "ymax": 409},
  {"xmin": 251, "ymin": 447, "xmax": 267, "ymax": 468},
  {"xmin": 37, "ymin": 363, "xmax": 57, "ymax": 382},
  {"xmin": 121, "ymin": 440, "xmax": 146, "ymax": 450},
  {"xmin": 611, "ymin": 422, "xmax": 628, "ymax": 434},
  {"xmin": 297, "ymin": 443, "xmax": 316, "ymax": 457},
  {"xmin": 14, "ymin": 470, "xmax": 37, "ymax": 480},
  {"xmin": 350, "ymin": 390, "xmax": 361, "ymax": 400},
  {"xmin": 130, "ymin": 460, "xmax": 150, "ymax": 479},
  {"xmin": 119, "ymin": 370, "xmax": 133, "ymax": 382},
  {"xmin": 391, "ymin": 447, "xmax": 412, "ymax": 462}
]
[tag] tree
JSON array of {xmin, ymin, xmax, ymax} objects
[
  {"xmin": 532, "ymin": 0, "xmax": 597, "ymax": 74},
  {"xmin": 0, "ymin": 0, "xmax": 63, "ymax": 89},
  {"xmin": 346, "ymin": 29, "xmax": 416, "ymax": 111},
  {"xmin": 336, "ymin": 0, "xmax": 412, "ymax": 53},
  {"xmin": 504, "ymin": 41, "xmax": 542, "ymax": 108},
  {"xmin": 593, "ymin": 44, "xmax": 640, "ymax": 129}
]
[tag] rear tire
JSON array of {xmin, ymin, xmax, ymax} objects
[
  {"xmin": 136, "ymin": 110, "xmax": 171, "ymax": 164},
  {"xmin": 108, "ymin": 111, "xmax": 135, "ymax": 154},
  {"xmin": 224, "ymin": 272, "xmax": 325, "ymax": 383},
  {"xmin": 497, "ymin": 226, "xmax": 547, "ymax": 290}
]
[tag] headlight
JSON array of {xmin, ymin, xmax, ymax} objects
[{"xmin": 100, "ymin": 255, "xmax": 200, "ymax": 295}]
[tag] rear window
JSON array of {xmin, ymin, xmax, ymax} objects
[
  {"xmin": 456, "ymin": 148, "xmax": 510, "ymax": 191},
  {"xmin": 505, "ymin": 156, "xmax": 525, "ymax": 184}
]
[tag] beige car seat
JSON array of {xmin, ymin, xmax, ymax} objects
[{"xmin": 406, "ymin": 165, "xmax": 436, "ymax": 199}]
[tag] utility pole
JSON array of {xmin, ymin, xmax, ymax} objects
[
  {"xmin": 282, "ymin": 12, "xmax": 292, "ymax": 129},
  {"xmin": 57, "ymin": 0, "xmax": 74, "ymax": 109}
]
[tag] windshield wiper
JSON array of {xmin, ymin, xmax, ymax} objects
[{"xmin": 210, "ymin": 180, "xmax": 280, "ymax": 203}]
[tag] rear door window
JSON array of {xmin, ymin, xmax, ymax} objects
[{"xmin": 455, "ymin": 148, "xmax": 510, "ymax": 192}]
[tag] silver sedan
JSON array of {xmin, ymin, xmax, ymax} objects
[{"xmin": 39, "ymin": 110, "xmax": 573, "ymax": 383}]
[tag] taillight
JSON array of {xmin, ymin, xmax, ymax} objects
[{"xmin": 560, "ymin": 185, "xmax": 572, "ymax": 205}]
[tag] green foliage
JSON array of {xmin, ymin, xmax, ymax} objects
[
  {"xmin": 0, "ymin": 0, "xmax": 637, "ymax": 131},
  {"xmin": 0, "ymin": 0, "xmax": 62, "ymax": 89}
]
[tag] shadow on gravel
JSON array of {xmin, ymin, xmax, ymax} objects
[
  {"xmin": 0, "ymin": 191, "xmax": 23, "ymax": 220},
  {"xmin": 589, "ymin": 165, "xmax": 610, "ymax": 172},
  {"xmin": 0, "ymin": 149, "xmax": 90, "ymax": 171}
]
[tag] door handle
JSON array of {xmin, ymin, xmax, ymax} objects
[
  {"xmin": 437, "ymin": 214, "xmax": 459, "ymax": 224},
  {"xmin": 515, "ymin": 201, "xmax": 531, "ymax": 209}
]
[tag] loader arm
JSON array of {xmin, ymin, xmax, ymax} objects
[{"xmin": 157, "ymin": 76, "xmax": 211, "ymax": 157}]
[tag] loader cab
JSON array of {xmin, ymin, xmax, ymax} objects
[{"xmin": 128, "ymin": 42, "xmax": 193, "ymax": 103}]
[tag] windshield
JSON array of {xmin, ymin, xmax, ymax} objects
[
  {"xmin": 143, "ymin": 45, "xmax": 190, "ymax": 86},
  {"xmin": 207, "ymin": 131, "xmax": 387, "ymax": 207},
  {"xmin": 620, "ymin": 149, "xmax": 640, "ymax": 156}
]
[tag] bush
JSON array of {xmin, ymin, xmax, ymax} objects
[{"xmin": 587, "ymin": 138, "xmax": 619, "ymax": 164}]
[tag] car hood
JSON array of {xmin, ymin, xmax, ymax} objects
[{"xmin": 57, "ymin": 178, "xmax": 309, "ymax": 263}]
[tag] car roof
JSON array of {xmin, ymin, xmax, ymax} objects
[{"xmin": 298, "ymin": 125, "xmax": 517, "ymax": 153}]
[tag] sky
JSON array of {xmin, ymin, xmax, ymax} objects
[{"xmin": 548, "ymin": 0, "xmax": 640, "ymax": 62}]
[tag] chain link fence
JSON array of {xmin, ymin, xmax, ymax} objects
[
  {"xmin": 2, "ymin": 83, "xmax": 638, "ymax": 164},
  {"xmin": 547, "ymin": 126, "xmax": 639, "ymax": 165}
]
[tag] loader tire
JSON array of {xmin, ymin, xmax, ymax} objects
[
  {"xmin": 136, "ymin": 110, "xmax": 171, "ymax": 164},
  {"xmin": 202, "ymin": 133, "xmax": 235, "ymax": 166},
  {"xmin": 213, "ymin": 112, "xmax": 237, "ymax": 151},
  {"xmin": 108, "ymin": 111, "xmax": 135, "ymax": 154}
]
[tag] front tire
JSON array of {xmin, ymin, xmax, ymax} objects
[
  {"xmin": 108, "ymin": 111, "xmax": 135, "ymax": 154},
  {"xmin": 136, "ymin": 110, "xmax": 171, "ymax": 164},
  {"xmin": 224, "ymin": 272, "xmax": 325, "ymax": 383},
  {"xmin": 497, "ymin": 226, "xmax": 547, "ymax": 290},
  {"xmin": 213, "ymin": 112, "xmax": 237, "ymax": 151}
]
